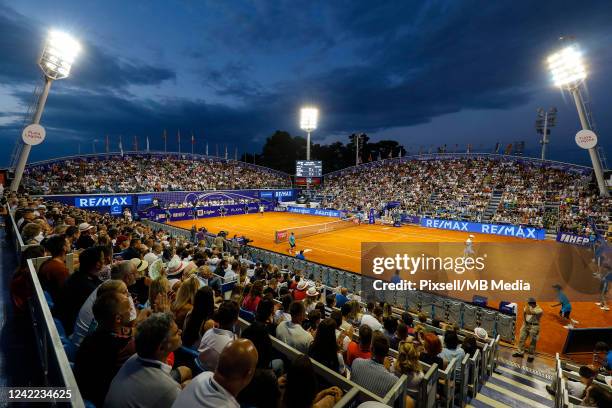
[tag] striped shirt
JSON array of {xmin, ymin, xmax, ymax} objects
[{"xmin": 350, "ymin": 358, "xmax": 398, "ymax": 397}]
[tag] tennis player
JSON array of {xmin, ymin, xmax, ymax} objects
[
  {"xmin": 464, "ymin": 234, "xmax": 475, "ymax": 257},
  {"xmin": 289, "ymin": 232, "xmax": 296, "ymax": 254},
  {"xmin": 259, "ymin": 202, "xmax": 265, "ymax": 216}
]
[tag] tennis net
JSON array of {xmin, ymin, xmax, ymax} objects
[{"xmin": 275, "ymin": 217, "xmax": 359, "ymax": 243}]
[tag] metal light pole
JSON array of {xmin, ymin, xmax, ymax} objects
[
  {"xmin": 547, "ymin": 43, "xmax": 608, "ymax": 196},
  {"xmin": 536, "ymin": 107, "xmax": 556, "ymax": 160},
  {"xmin": 11, "ymin": 31, "xmax": 81, "ymax": 192}
]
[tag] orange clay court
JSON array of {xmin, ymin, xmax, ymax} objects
[{"xmin": 170, "ymin": 212, "xmax": 610, "ymax": 357}]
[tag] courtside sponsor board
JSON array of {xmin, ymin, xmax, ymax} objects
[
  {"xmin": 420, "ymin": 217, "xmax": 545, "ymax": 240},
  {"xmin": 556, "ymin": 231, "xmax": 592, "ymax": 246},
  {"xmin": 361, "ymin": 242, "xmax": 602, "ymax": 302},
  {"xmin": 275, "ymin": 230, "xmax": 288, "ymax": 243},
  {"xmin": 75, "ymin": 195, "xmax": 132, "ymax": 208},
  {"xmin": 286, "ymin": 206, "xmax": 344, "ymax": 217}
]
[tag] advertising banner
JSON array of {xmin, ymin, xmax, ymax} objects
[
  {"xmin": 556, "ymin": 231, "xmax": 592, "ymax": 246},
  {"xmin": 139, "ymin": 202, "xmax": 275, "ymax": 222},
  {"xmin": 286, "ymin": 206, "xmax": 344, "ymax": 218},
  {"xmin": 420, "ymin": 217, "xmax": 545, "ymax": 240}
]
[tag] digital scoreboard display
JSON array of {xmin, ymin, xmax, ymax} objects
[{"xmin": 296, "ymin": 160, "xmax": 322, "ymax": 177}]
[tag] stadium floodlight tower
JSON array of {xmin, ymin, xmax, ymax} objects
[
  {"xmin": 10, "ymin": 30, "xmax": 81, "ymax": 192},
  {"xmin": 547, "ymin": 43, "xmax": 608, "ymax": 197},
  {"xmin": 535, "ymin": 107, "xmax": 556, "ymax": 160},
  {"xmin": 300, "ymin": 106, "xmax": 318, "ymax": 161}
]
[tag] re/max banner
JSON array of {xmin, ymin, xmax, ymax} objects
[{"xmin": 420, "ymin": 217, "xmax": 545, "ymax": 240}]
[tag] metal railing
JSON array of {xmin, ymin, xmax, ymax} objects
[{"xmin": 6, "ymin": 206, "xmax": 84, "ymax": 406}]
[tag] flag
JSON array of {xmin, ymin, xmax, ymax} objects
[
  {"xmin": 191, "ymin": 131, "xmax": 195, "ymax": 155},
  {"xmin": 163, "ymin": 129, "xmax": 167, "ymax": 152},
  {"xmin": 494, "ymin": 142, "xmax": 500, "ymax": 154},
  {"xmin": 397, "ymin": 148, "xmax": 402, "ymax": 158},
  {"xmin": 119, "ymin": 135, "xmax": 123, "ymax": 156},
  {"xmin": 105, "ymin": 135, "xmax": 109, "ymax": 153},
  {"xmin": 504, "ymin": 143, "xmax": 513, "ymax": 155},
  {"xmin": 206, "ymin": 142, "xmax": 209, "ymax": 156},
  {"xmin": 224, "ymin": 145, "xmax": 228, "ymax": 160},
  {"xmin": 177, "ymin": 130, "xmax": 181, "ymax": 153},
  {"xmin": 467, "ymin": 144, "xmax": 471, "ymax": 153},
  {"xmin": 368, "ymin": 153, "xmax": 373, "ymax": 162},
  {"xmin": 146, "ymin": 136, "xmax": 150, "ymax": 152},
  {"xmin": 388, "ymin": 149, "xmax": 393, "ymax": 158},
  {"xmin": 377, "ymin": 151, "xmax": 382, "ymax": 161},
  {"xmin": 134, "ymin": 135, "xmax": 138, "ymax": 151}
]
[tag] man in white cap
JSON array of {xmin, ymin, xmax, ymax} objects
[{"xmin": 76, "ymin": 223, "xmax": 96, "ymax": 249}]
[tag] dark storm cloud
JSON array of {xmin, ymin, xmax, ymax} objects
[
  {"xmin": 1, "ymin": 0, "xmax": 612, "ymax": 166},
  {"xmin": 0, "ymin": 3, "xmax": 175, "ymax": 90}
]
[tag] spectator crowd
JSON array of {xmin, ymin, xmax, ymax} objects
[
  {"xmin": 322, "ymin": 156, "xmax": 610, "ymax": 235},
  {"xmin": 22, "ymin": 154, "xmax": 291, "ymax": 194},
  {"xmin": 6, "ymin": 188, "xmax": 612, "ymax": 408}
]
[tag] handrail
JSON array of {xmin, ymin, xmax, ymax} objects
[{"xmin": 27, "ymin": 259, "xmax": 85, "ymax": 407}]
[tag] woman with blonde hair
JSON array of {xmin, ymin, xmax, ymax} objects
[
  {"xmin": 171, "ymin": 275, "xmax": 199, "ymax": 329},
  {"xmin": 393, "ymin": 341, "xmax": 424, "ymax": 398},
  {"xmin": 148, "ymin": 277, "xmax": 171, "ymax": 312},
  {"xmin": 410, "ymin": 324, "xmax": 426, "ymax": 353}
]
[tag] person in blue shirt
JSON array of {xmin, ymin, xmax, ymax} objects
[
  {"xmin": 335, "ymin": 288, "xmax": 349, "ymax": 308},
  {"xmin": 295, "ymin": 250, "xmax": 305, "ymax": 260},
  {"xmin": 552, "ymin": 284, "xmax": 578, "ymax": 329},
  {"xmin": 288, "ymin": 232, "xmax": 296, "ymax": 255},
  {"xmin": 391, "ymin": 270, "xmax": 401, "ymax": 284}
]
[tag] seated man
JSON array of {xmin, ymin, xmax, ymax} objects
[
  {"xmin": 105, "ymin": 313, "xmax": 185, "ymax": 408},
  {"xmin": 275, "ymin": 301, "xmax": 313, "ymax": 353},
  {"xmin": 73, "ymin": 292, "xmax": 135, "ymax": 407},
  {"xmin": 198, "ymin": 301, "xmax": 239, "ymax": 371},
  {"xmin": 173, "ymin": 339, "xmax": 258, "ymax": 408},
  {"xmin": 351, "ymin": 333, "xmax": 398, "ymax": 397}
]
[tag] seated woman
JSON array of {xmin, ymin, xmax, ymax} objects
[
  {"xmin": 308, "ymin": 318, "xmax": 346, "ymax": 376},
  {"xmin": 392, "ymin": 341, "xmax": 424, "ymax": 399},
  {"xmin": 279, "ymin": 355, "xmax": 343, "ymax": 408}
]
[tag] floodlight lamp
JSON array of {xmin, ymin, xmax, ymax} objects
[
  {"xmin": 39, "ymin": 30, "xmax": 81, "ymax": 80},
  {"xmin": 300, "ymin": 107, "xmax": 318, "ymax": 132},
  {"xmin": 547, "ymin": 45, "xmax": 586, "ymax": 88}
]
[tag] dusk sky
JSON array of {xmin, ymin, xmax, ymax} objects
[{"xmin": 1, "ymin": 0, "xmax": 611, "ymax": 168}]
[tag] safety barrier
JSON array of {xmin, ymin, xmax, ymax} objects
[{"xmin": 6, "ymin": 209, "xmax": 85, "ymax": 407}]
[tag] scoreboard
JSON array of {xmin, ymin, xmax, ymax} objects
[{"xmin": 296, "ymin": 160, "xmax": 322, "ymax": 177}]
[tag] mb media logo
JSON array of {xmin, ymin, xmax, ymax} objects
[{"xmin": 75, "ymin": 196, "xmax": 132, "ymax": 208}]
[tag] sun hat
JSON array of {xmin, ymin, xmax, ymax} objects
[
  {"xmin": 129, "ymin": 258, "xmax": 149, "ymax": 273},
  {"xmin": 148, "ymin": 259, "xmax": 165, "ymax": 280},
  {"xmin": 306, "ymin": 287, "xmax": 320, "ymax": 297},
  {"xmin": 143, "ymin": 252, "xmax": 159, "ymax": 266},
  {"xmin": 166, "ymin": 255, "xmax": 188, "ymax": 277},
  {"xmin": 79, "ymin": 222, "xmax": 94, "ymax": 232},
  {"xmin": 474, "ymin": 327, "xmax": 488, "ymax": 340},
  {"xmin": 296, "ymin": 280, "xmax": 308, "ymax": 291}
]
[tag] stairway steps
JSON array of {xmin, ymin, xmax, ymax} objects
[{"xmin": 463, "ymin": 356, "xmax": 556, "ymax": 408}]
